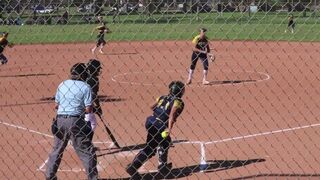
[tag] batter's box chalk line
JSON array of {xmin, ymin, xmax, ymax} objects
[
  {"xmin": 172, "ymin": 122, "xmax": 320, "ymax": 173},
  {"xmin": 1, "ymin": 120, "xmax": 320, "ymax": 174},
  {"xmin": 0, "ymin": 119, "xmax": 114, "ymax": 173},
  {"xmin": 37, "ymin": 141, "xmax": 115, "ymax": 172}
]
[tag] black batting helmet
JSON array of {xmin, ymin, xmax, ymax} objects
[
  {"xmin": 169, "ymin": 81, "xmax": 185, "ymax": 98},
  {"xmin": 86, "ymin": 59, "xmax": 101, "ymax": 76},
  {"xmin": 70, "ymin": 63, "xmax": 88, "ymax": 81},
  {"xmin": 2, "ymin": 32, "xmax": 8, "ymax": 37},
  {"xmin": 200, "ymin": 28, "xmax": 207, "ymax": 33}
]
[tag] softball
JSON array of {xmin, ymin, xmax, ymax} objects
[{"xmin": 161, "ymin": 131, "xmax": 169, "ymax": 138}]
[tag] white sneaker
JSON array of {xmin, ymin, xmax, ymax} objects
[
  {"xmin": 1, "ymin": 60, "xmax": 7, "ymax": 65},
  {"xmin": 99, "ymin": 50, "xmax": 104, "ymax": 54},
  {"xmin": 202, "ymin": 80, "xmax": 210, "ymax": 85},
  {"xmin": 91, "ymin": 49, "xmax": 95, "ymax": 54},
  {"xmin": 186, "ymin": 79, "xmax": 192, "ymax": 85}
]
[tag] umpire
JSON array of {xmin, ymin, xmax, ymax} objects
[{"xmin": 46, "ymin": 63, "xmax": 98, "ymax": 180}]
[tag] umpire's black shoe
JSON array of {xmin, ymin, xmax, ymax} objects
[{"xmin": 126, "ymin": 164, "xmax": 142, "ymax": 180}]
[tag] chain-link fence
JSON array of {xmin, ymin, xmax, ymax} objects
[
  {"xmin": 1, "ymin": 0, "xmax": 319, "ymax": 25},
  {"xmin": 0, "ymin": 0, "xmax": 320, "ymax": 179}
]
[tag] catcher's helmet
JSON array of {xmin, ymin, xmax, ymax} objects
[
  {"xmin": 169, "ymin": 81, "xmax": 185, "ymax": 98},
  {"xmin": 86, "ymin": 59, "xmax": 101, "ymax": 76},
  {"xmin": 70, "ymin": 63, "xmax": 88, "ymax": 80}
]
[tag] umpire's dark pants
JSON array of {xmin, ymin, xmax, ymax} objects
[{"xmin": 46, "ymin": 116, "xmax": 98, "ymax": 180}]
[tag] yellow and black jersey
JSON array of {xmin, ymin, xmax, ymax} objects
[
  {"xmin": 96, "ymin": 25, "xmax": 107, "ymax": 34},
  {"xmin": 288, "ymin": 17, "xmax": 294, "ymax": 24},
  {"xmin": 192, "ymin": 35, "xmax": 210, "ymax": 53},
  {"xmin": 153, "ymin": 95, "xmax": 184, "ymax": 123},
  {"xmin": 0, "ymin": 36, "xmax": 8, "ymax": 53},
  {"xmin": 288, "ymin": 16, "xmax": 294, "ymax": 21}
]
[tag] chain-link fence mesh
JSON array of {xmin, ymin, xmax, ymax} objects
[{"xmin": 1, "ymin": 0, "xmax": 320, "ymax": 179}]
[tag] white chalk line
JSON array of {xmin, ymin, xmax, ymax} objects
[
  {"xmin": 204, "ymin": 122, "xmax": 320, "ymax": 145},
  {"xmin": 200, "ymin": 143, "xmax": 206, "ymax": 173},
  {"xmin": 0, "ymin": 119, "xmax": 113, "ymax": 172},
  {"xmin": 111, "ymin": 70, "xmax": 271, "ymax": 87},
  {"xmin": 0, "ymin": 120, "xmax": 54, "ymax": 138},
  {"xmin": 38, "ymin": 159, "xmax": 49, "ymax": 172},
  {"xmin": 0, "ymin": 119, "xmax": 113, "ymax": 144},
  {"xmin": 172, "ymin": 122, "xmax": 320, "ymax": 146},
  {"xmin": 2, "ymin": 119, "xmax": 320, "ymax": 173},
  {"xmin": 37, "ymin": 142, "xmax": 115, "ymax": 172},
  {"xmin": 174, "ymin": 122, "xmax": 320, "ymax": 171},
  {"xmin": 143, "ymin": 122, "xmax": 320, "ymax": 173}
]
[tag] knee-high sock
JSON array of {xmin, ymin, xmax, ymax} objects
[
  {"xmin": 203, "ymin": 70, "xmax": 208, "ymax": 81},
  {"xmin": 188, "ymin": 69, "xmax": 194, "ymax": 80},
  {"xmin": 158, "ymin": 146, "xmax": 169, "ymax": 166}
]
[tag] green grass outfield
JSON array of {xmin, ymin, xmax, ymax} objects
[{"xmin": 2, "ymin": 12, "xmax": 320, "ymax": 44}]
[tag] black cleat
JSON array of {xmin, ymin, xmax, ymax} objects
[
  {"xmin": 126, "ymin": 164, "xmax": 142, "ymax": 180},
  {"xmin": 157, "ymin": 162, "xmax": 172, "ymax": 178}
]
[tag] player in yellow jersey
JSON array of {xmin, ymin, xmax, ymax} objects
[
  {"xmin": 186, "ymin": 28, "xmax": 213, "ymax": 85},
  {"xmin": 285, "ymin": 14, "xmax": 295, "ymax": 34},
  {"xmin": 126, "ymin": 81, "xmax": 185, "ymax": 179},
  {"xmin": 91, "ymin": 22, "xmax": 110, "ymax": 54},
  {"xmin": 0, "ymin": 32, "xmax": 13, "ymax": 65}
]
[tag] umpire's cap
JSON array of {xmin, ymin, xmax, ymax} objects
[
  {"xmin": 169, "ymin": 81, "xmax": 185, "ymax": 98},
  {"xmin": 70, "ymin": 63, "xmax": 88, "ymax": 80}
]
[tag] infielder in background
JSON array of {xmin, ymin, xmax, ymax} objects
[
  {"xmin": 126, "ymin": 81, "xmax": 185, "ymax": 179},
  {"xmin": 285, "ymin": 14, "xmax": 295, "ymax": 34},
  {"xmin": 46, "ymin": 63, "xmax": 98, "ymax": 180},
  {"xmin": 186, "ymin": 28, "xmax": 214, "ymax": 85},
  {"xmin": 91, "ymin": 22, "xmax": 111, "ymax": 54},
  {"xmin": 0, "ymin": 32, "xmax": 13, "ymax": 65}
]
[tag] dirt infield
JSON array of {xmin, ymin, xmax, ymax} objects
[{"xmin": 0, "ymin": 40, "xmax": 320, "ymax": 179}]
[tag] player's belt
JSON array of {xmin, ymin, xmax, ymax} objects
[
  {"xmin": 156, "ymin": 117, "xmax": 167, "ymax": 123},
  {"xmin": 57, "ymin": 114, "xmax": 82, "ymax": 119}
]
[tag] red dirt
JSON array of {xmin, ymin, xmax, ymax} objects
[{"xmin": 0, "ymin": 40, "xmax": 320, "ymax": 179}]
